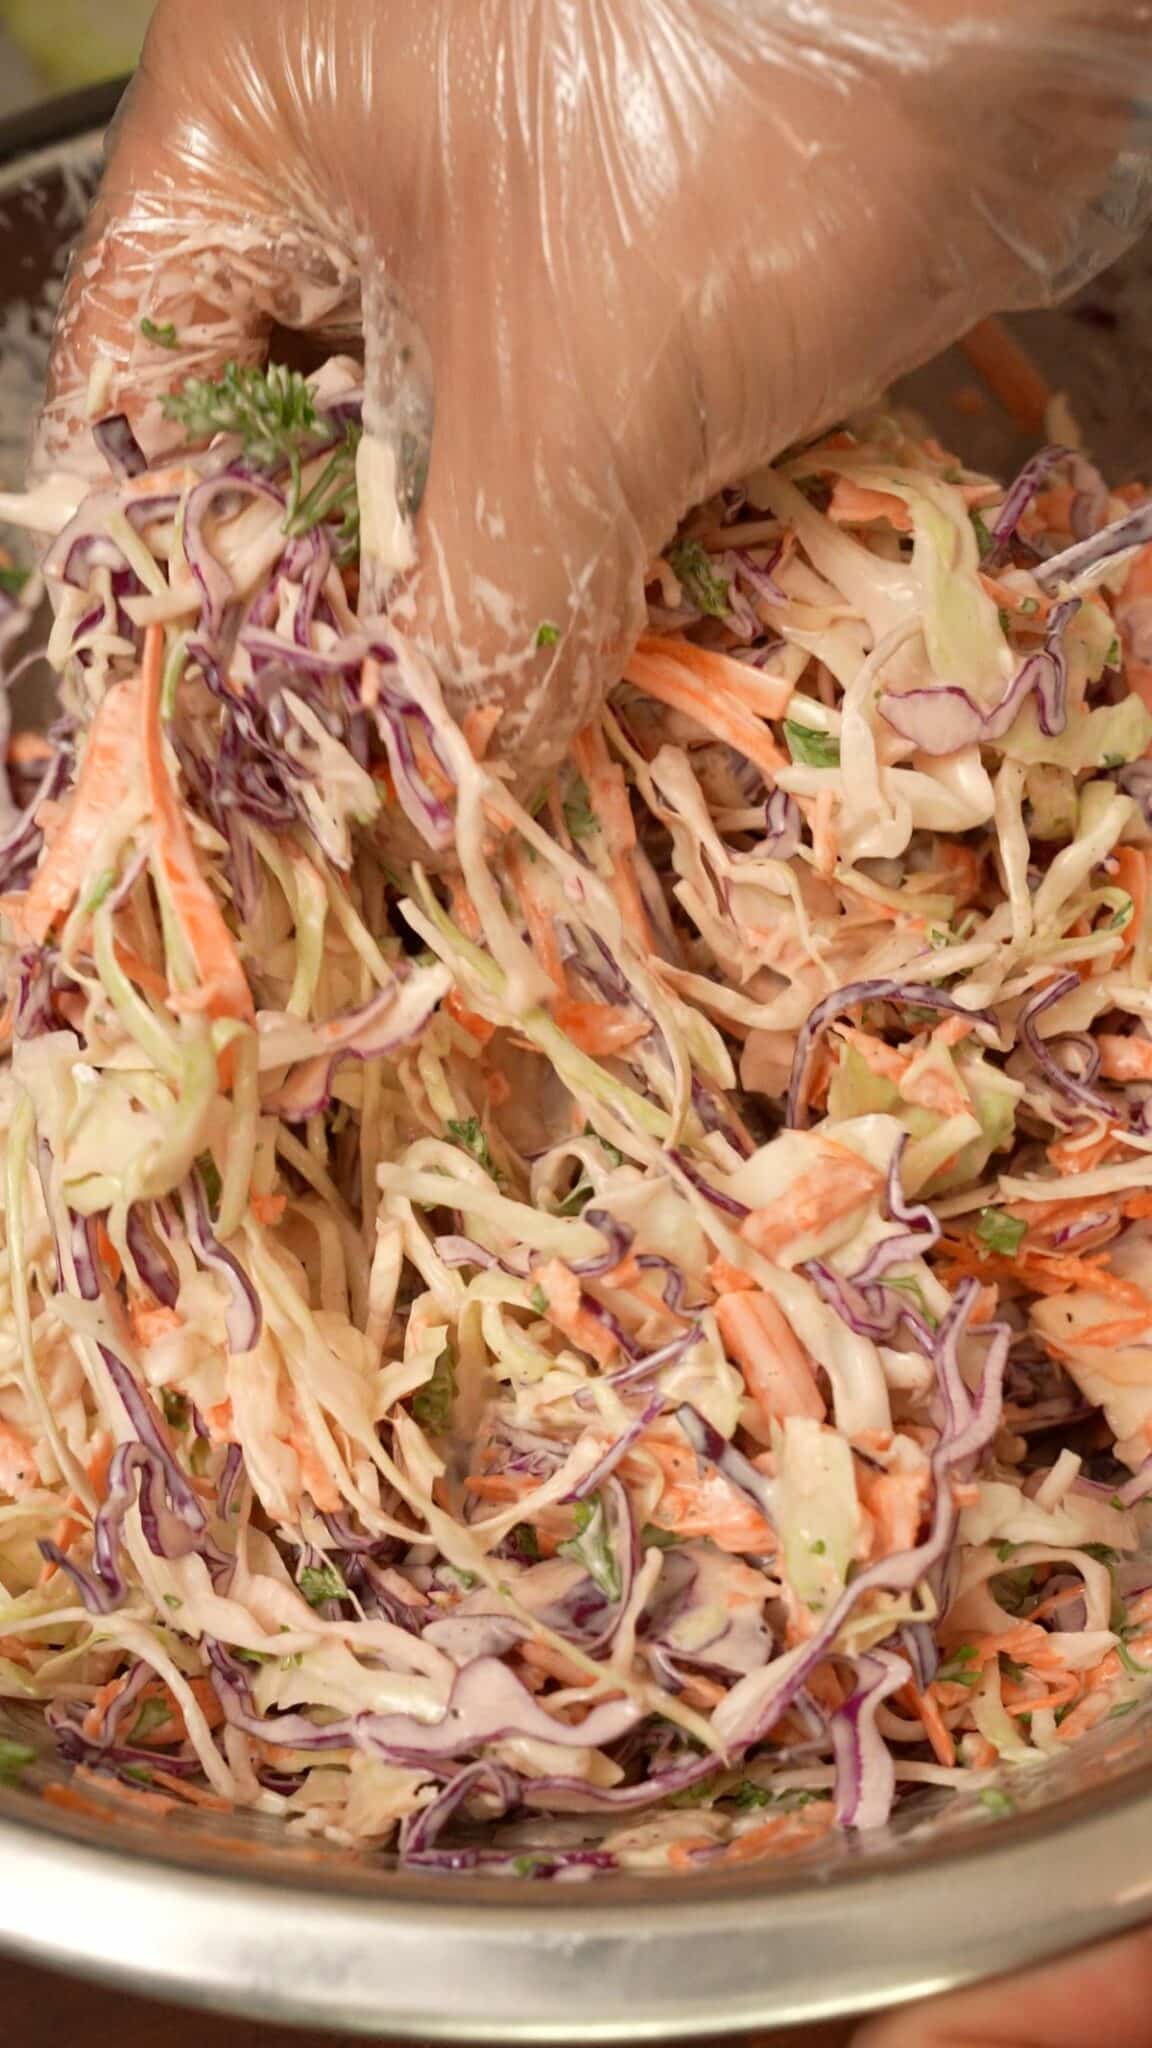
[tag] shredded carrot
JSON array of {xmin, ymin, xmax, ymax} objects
[
  {"xmin": 530, "ymin": 1258, "xmax": 619, "ymax": 1367},
  {"xmin": 959, "ymin": 317, "xmax": 1052, "ymax": 437},
  {"xmin": 623, "ymin": 641, "xmax": 787, "ymax": 786},
  {"xmin": 250, "ymin": 1191, "xmax": 287, "ymax": 1226},
  {"xmin": 550, "ymin": 997, "xmax": 650, "ymax": 1055},
  {"xmin": 0, "ymin": 675, "xmax": 142, "ymax": 944},
  {"xmin": 828, "ymin": 479, "xmax": 912, "ymax": 533},
  {"xmin": 139, "ymin": 625, "xmax": 253, "ymax": 1023},
  {"xmin": 505, "ymin": 843, "xmax": 567, "ymax": 992}
]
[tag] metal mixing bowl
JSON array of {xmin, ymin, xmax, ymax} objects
[{"xmin": 3, "ymin": 86, "xmax": 1152, "ymax": 2042}]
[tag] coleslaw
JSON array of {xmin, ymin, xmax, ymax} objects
[{"xmin": 0, "ymin": 347, "xmax": 1151, "ymax": 1875}]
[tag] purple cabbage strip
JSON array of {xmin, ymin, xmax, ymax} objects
[
  {"xmin": 182, "ymin": 1170, "xmax": 263, "ymax": 1352},
  {"xmin": 569, "ymin": 1209, "xmax": 634, "ymax": 1277},
  {"xmin": 985, "ymin": 447, "xmax": 1071, "ymax": 566},
  {"xmin": 606, "ymin": 1323, "xmax": 703, "ymax": 1389},
  {"xmin": 676, "ymin": 1403, "xmax": 776, "ymax": 1533},
  {"xmin": 92, "ymin": 412, "xmax": 147, "ymax": 479},
  {"xmin": 1021, "ymin": 972, "xmax": 1119, "ymax": 1122},
  {"xmin": 209, "ymin": 1653, "xmax": 643, "ymax": 1760},
  {"xmin": 714, "ymin": 1289, "xmax": 1009, "ymax": 1751},
  {"xmin": 634, "ymin": 1253, "xmax": 686, "ymax": 1311},
  {"xmin": 786, "ymin": 979, "xmax": 996, "ymax": 1129},
  {"xmin": 878, "ymin": 598, "xmax": 1080, "ymax": 754},
  {"xmin": 667, "ymin": 1148, "xmax": 750, "ymax": 1217},
  {"xmin": 830, "ymin": 1650, "xmax": 906, "ymax": 1829},
  {"xmin": 218, "ymin": 1444, "xmax": 245, "ymax": 1520},
  {"xmin": 184, "ymin": 474, "xmax": 285, "ymax": 643},
  {"xmin": 1117, "ymin": 1455, "xmax": 1152, "ymax": 1508},
  {"xmin": 761, "ymin": 787, "xmax": 802, "ymax": 861},
  {"xmin": 564, "ymin": 1393, "xmax": 665, "ymax": 1502},
  {"xmin": 39, "ymin": 1438, "xmax": 205, "ymax": 1614},
  {"xmin": 124, "ymin": 1204, "xmax": 180, "ymax": 1309},
  {"xmin": 1035, "ymin": 498, "xmax": 1152, "ymax": 590},
  {"xmin": 898, "ymin": 1621, "xmax": 940, "ymax": 1694},
  {"xmin": 99, "ymin": 1346, "xmax": 205, "ymax": 1530},
  {"xmin": 398, "ymin": 1761, "xmax": 521, "ymax": 1859}
]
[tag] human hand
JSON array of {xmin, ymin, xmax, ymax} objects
[{"xmin": 39, "ymin": 0, "xmax": 1152, "ymax": 770}]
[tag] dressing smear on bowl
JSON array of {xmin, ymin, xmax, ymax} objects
[{"xmin": 0, "ymin": 338, "xmax": 1151, "ymax": 1875}]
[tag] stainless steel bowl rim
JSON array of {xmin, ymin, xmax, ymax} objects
[{"xmin": 2, "ymin": 1761, "xmax": 1152, "ymax": 2037}]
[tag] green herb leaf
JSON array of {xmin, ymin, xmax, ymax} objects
[
  {"xmin": 976, "ymin": 1207, "xmax": 1027, "ymax": 1256},
  {"xmin": 530, "ymin": 1283, "xmax": 549, "ymax": 1315},
  {"xmin": 299, "ymin": 1562, "xmax": 348, "ymax": 1608},
  {"xmin": 978, "ymin": 1786, "xmax": 1014, "ymax": 1817},
  {"xmin": 562, "ymin": 778, "xmax": 598, "ymax": 842},
  {"xmin": 0, "ymin": 1738, "xmax": 36, "ymax": 1782},
  {"xmin": 195, "ymin": 1152, "xmax": 223, "ymax": 1212},
  {"xmin": 1109, "ymin": 1700, "xmax": 1139, "ymax": 1719},
  {"xmin": 506, "ymin": 1523, "xmax": 541, "ymax": 1562},
  {"xmin": 140, "ymin": 317, "xmax": 180, "ymax": 350},
  {"xmin": 131, "ymin": 1697, "xmax": 173, "ymax": 1744},
  {"xmin": 161, "ymin": 1389, "xmax": 189, "ymax": 1430},
  {"xmin": 996, "ymin": 1540, "xmax": 1019, "ymax": 1564},
  {"xmin": 445, "ymin": 1115, "xmax": 502, "ymax": 1182},
  {"xmin": 162, "ymin": 1594, "xmax": 183, "ymax": 1611},
  {"xmin": 535, "ymin": 621, "xmax": 560, "ymax": 648},
  {"xmin": 584, "ymin": 1123, "xmax": 624, "ymax": 1168},
  {"xmin": 558, "ymin": 1491, "xmax": 621, "ymax": 1600},
  {"xmin": 0, "ymin": 564, "xmax": 27, "ymax": 598},
  {"xmin": 970, "ymin": 511, "xmax": 994, "ymax": 559},
  {"xmin": 733, "ymin": 1783, "xmax": 826, "ymax": 1812},
  {"xmin": 667, "ymin": 539, "xmax": 731, "ymax": 620},
  {"xmin": 411, "ymin": 1341, "xmax": 457, "ymax": 1434},
  {"xmin": 555, "ymin": 1181, "xmax": 592, "ymax": 1218},
  {"xmin": 640, "ymin": 1524, "xmax": 680, "ymax": 1550},
  {"xmin": 784, "ymin": 721, "xmax": 841, "ymax": 769},
  {"xmin": 162, "ymin": 361, "xmax": 360, "ymax": 548}
]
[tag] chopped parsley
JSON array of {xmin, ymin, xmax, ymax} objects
[
  {"xmin": 979, "ymin": 1787, "xmax": 1015, "ymax": 1818},
  {"xmin": 0, "ymin": 564, "xmax": 27, "ymax": 598},
  {"xmin": 162, "ymin": 361, "xmax": 361, "ymax": 553},
  {"xmin": 640, "ymin": 1524, "xmax": 680, "ymax": 1550},
  {"xmin": 506, "ymin": 1523, "xmax": 540, "ymax": 1562},
  {"xmin": 995, "ymin": 1540, "xmax": 1020, "ymax": 1564},
  {"xmin": 299, "ymin": 1562, "xmax": 348, "ymax": 1608},
  {"xmin": 938, "ymin": 1644, "xmax": 980, "ymax": 1687},
  {"xmin": 667, "ymin": 539, "xmax": 731, "ymax": 619},
  {"xmin": 585, "ymin": 1123, "xmax": 624, "ymax": 1168},
  {"xmin": 535, "ymin": 621, "xmax": 560, "ymax": 648},
  {"xmin": 131, "ymin": 1697, "xmax": 173, "ymax": 1744},
  {"xmin": 784, "ymin": 720, "xmax": 841, "ymax": 769},
  {"xmin": 140, "ymin": 317, "xmax": 180, "ymax": 349},
  {"xmin": 975, "ymin": 1207, "xmax": 1027, "ymax": 1257},
  {"xmin": 446, "ymin": 1115, "xmax": 501, "ymax": 1182},
  {"xmin": 558, "ymin": 1493, "xmax": 621, "ymax": 1600},
  {"xmin": 562, "ymin": 778, "xmax": 598, "ymax": 841},
  {"xmin": 970, "ymin": 510, "xmax": 994, "ymax": 559},
  {"xmin": 161, "ymin": 1389, "xmax": 189, "ymax": 1430},
  {"xmin": 733, "ymin": 1783, "xmax": 827, "ymax": 1812},
  {"xmin": 530, "ymin": 1283, "xmax": 549, "ymax": 1315},
  {"xmin": 0, "ymin": 1739, "xmax": 36, "ymax": 1783},
  {"xmin": 411, "ymin": 1341, "xmax": 457, "ymax": 1434}
]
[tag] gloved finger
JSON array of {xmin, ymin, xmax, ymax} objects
[
  {"xmin": 853, "ymin": 1928, "xmax": 1152, "ymax": 2048},
  {"xmin": 34, "ymin": 4, "xmax": 362, "ymax": 480}
]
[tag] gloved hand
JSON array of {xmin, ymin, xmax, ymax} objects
[{"xmin": 39, "ymin": 0, "xmax": 1152, "ymax": 770}]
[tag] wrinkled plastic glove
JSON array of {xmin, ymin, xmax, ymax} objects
[{"xmin": 39, "ymin": 0, "xmax": 1152, "ymax": 772}]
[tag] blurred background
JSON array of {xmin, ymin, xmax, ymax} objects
[{"xmin": 0, "ymin": 0, "xmax": 150, "ymax": 115}]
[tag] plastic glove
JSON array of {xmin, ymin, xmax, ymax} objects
[{"xmin": 39, "ymin": 0, "xmax": 1152, "ymax": 771}]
